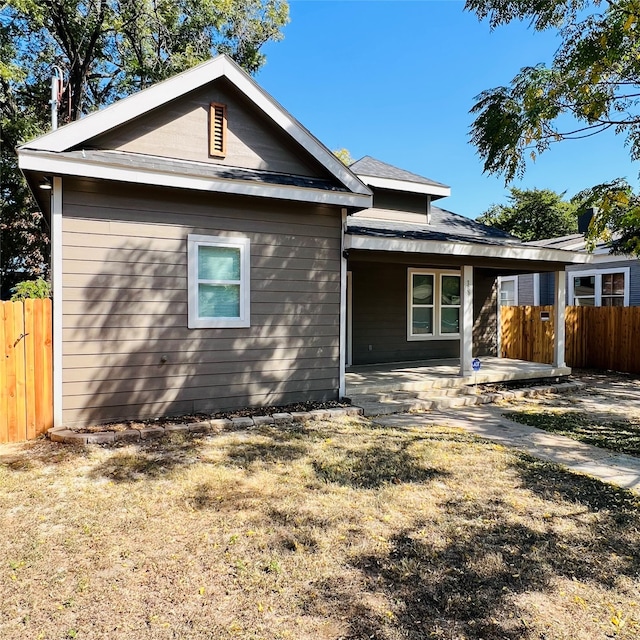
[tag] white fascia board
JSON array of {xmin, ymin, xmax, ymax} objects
[
  {"xmin": 344, "ymin": 234, "xmax": 594, "ymax": 264},
  {"xmin": 19, "ymin": 56, "xmax": 371, "ymax": 198},
  {"xmin": 357, "ymin": 174, "xmax": 451, "ymax": 198},
  {"xmin": 18, "ymin": 149, "xmax": 371, "ymax": 208}
]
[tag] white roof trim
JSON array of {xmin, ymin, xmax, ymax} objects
[
  {"xmin": 19, "ymin": 149, "xmax": 371, "ymax": 208},
  {"xmin": 18, "ymin": 55, "xmax": 370, "ymax": 198},
  {"xmin": 344, "ymin": 234, "xmax": 593, "ymax": 264},
  {"xmin": 356, "ymin": 174, "xmax": 451, "ymax": 198}
]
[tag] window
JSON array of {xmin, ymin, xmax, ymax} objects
[
  {"xmin": 188, "ymin": 234, "xmax": 250, "ymax": 328},
  {"xmin": 408, "ymin": 269, "xmax": 461, "ymax": 340},
  {"xmin": 498, "ymin": 276, "xmax": 518, "ymax": 306},
  {"xmin": 569, "ymin": 268, "xmax": 629, "ymax": 307},
  {"xmin": 209, "ymin": 102, "xmax": 227, "ymax": 157}
]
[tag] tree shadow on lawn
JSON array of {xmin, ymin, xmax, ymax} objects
[
  {"xmin": 505, "ymin": 410, "xmax": 640, "ymax": 457},
  {"xmin": 304, "ymin": 456, "xmax": 640, "ymax": 640},
  {"xmin": 312, "ymin": 439, "xmax": 448, "ymax": 489}
]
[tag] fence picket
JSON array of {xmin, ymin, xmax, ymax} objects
[
  {"xmin": 0, "ymin": 300, "xmax": 53, "ymax": 443},
  {"xmin": 501, "ymin": 304, "xmax": 640, "ymax": 374}
]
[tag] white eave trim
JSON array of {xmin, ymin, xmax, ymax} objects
[
  {"xmin": 344, "ymin": 234, "xmax": 593, "ymax": 264},
  {"xmin": 356, "ymin": 174, "xmax": 451, "ymax": 198},
  {"xmin": 18, "ymin": 150, "xmax": 372, "ymax": 208},
  {"xmin": 18, "ymin": 55, "xmax": 371, "ymax": 198}
]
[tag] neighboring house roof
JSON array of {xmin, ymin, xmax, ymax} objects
[
  {"xmin": 527, "ymin": 233, "xmax": 618, "ymax": 257},
  {"xmin": 348, "ymin": 206, "xmax": 520, "ymax": 246},
  {"xmin": 349, "ymin": 156, "xmax": 450, "ymax": 199},
  {"xmin": 18, "ymin": 54, "xmax": 371, "ymax": 209}
]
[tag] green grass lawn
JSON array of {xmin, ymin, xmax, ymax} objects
[
  {"xmin": 1, "ymin": 417, "xmax": 639, "ymax": 639},
  {"xmin": 505, "ymin": 410, "xmax": 640, "ymax": 457}
]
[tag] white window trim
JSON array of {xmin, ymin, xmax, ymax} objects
[
  {"xmin": 407, "ymin": 268, "xmax": 461, "ymax": 341},
  {"xmin": 498, "ymin": 275, "xmax": 518, "ymax": 306},
  {"xmin": 568, "ymin": 267, "xmax": 630, "ymax": 307},
  {"xmin": 188, "ymin": 234, "xmax": 250, "ymax": 328}
]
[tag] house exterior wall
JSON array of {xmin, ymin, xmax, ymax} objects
[
  {"xmin": 349, "ymin": 259, "xmax": 496, "ymax": 365},
  {"xmin": 90, "ymin": 80, "xmax": 327, "ymax": 178},
  {"xmin": 61, "ymin": 177, "xmax": 342, "ymax": 426}
]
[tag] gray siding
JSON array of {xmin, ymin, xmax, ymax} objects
[
  {"xmin": 349, "ymin": 260, "xmax": 497, "ymax": 365},
  {"xmin": 90, "ymin": 80, "xmax": 329, "ymax": 179},
  {"xmin": 473, "ymin": 270, "xmax": 498, "ymax": 357},
  {"xmin": 61, "ymin": 178, "xmax": 342, "ymax": 426}
]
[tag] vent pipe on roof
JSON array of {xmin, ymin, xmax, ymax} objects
[
  {"xmin": 49, "ymin": 66, "xmax": 64, "ymax": 131},
  {"xmin": 578, "ymin": 207, "xmax": 595, "ymax": 235}
]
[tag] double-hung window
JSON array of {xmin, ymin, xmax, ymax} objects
[
  {"xmin": 569, "ymin": 268, "xmax": 629, "ymax": 307},
  {"xmin": 188, "ymin": 234, "xmax": 250, "ymax": 328},
  {"xmin": 408, "ymin": 269, "xmax": 461, "ymax": 339}
]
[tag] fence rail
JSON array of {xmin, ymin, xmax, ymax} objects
[
  {"xmin": 1, "ymin": 299, "xmax": 53, "ymax": 443},
  {"xmin": 501, "ymin": 305, "xmax": 640, "ymax": 374}
]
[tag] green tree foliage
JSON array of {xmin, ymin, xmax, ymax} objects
[
  {"xmin": 0, "ymin": 0, "xmax": 289, "ymax": 295},
  {"xmin": 333, "ymin": 148, "xmax": 354, "ymax": 165},
  {"xmin": 10, "ymin": 277, "xmax": 51, "ymax": 300},
  {"xmin": 477, "ymin": 187, "xmax": 579, "ymax": 241},
  {"xmin": 466, "ymin": 0, "xmax": 640, "ymax": 255},
  {"xmin": 466, "ymin": 0, "xmax": 640, "ymax": 181}
]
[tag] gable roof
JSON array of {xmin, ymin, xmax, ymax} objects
[
  {"xmin": 18, "ymin": 54, "xmax": 371, "ymax": 207},
  {"xmin": 349, "ymin": 156, "xmax": 450, "ymax": 199}
]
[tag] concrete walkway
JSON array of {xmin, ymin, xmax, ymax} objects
[{"xmin": 373, "ymin": 404, "xmax": 640, "ymax": 495}]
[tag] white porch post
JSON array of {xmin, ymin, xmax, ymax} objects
[
  {"xmin": 339, "ymin": 208, "xmax": 347, "ymax": 398},
  {"xmin": 460, "ymin": 265, "xmax": 474, "ymax": 376},
  {"xmin": 554, "ymin": 270, "xmax": 566, "ymax": 368},
  {"xmin": 52, "ymin": 176, "xmax": 63, "ymax": 427}
]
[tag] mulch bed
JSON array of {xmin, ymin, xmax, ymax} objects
[{"xmin": 72, "ymin": 399, "xmax": 352, "ymax": 433}]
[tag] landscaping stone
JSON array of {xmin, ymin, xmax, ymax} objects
[
  {"xmin": 139, "ymin": 426, "xmax": 165, "ymax": 440},
  {"xmin": 164, "ymin": 424, "xmax": 190, "ymax": 434},
  {"xmin": 115, "ymin": 429, "xmax": 141, "ymax": 443},
  {"xmin": 85, "ymin": 432, "xmax": 116, "ymax": 445},
  {"xmin": 209, "ymin": 418, "xmax": 232, "ymax": 431},
  {"xmin": 187, "ymin": 422, "xmax": 210, "ymax": 433},
  {"xmin": 49, "ymin": 429, "xmax": 81, "ymax": 443},
  {"xmin": 272, "ymin": 413, "xmax": 293, "ymax": 425},
  {"xmin": 289, "ymin": 411, "xmax": 311, "ymax": 423},
  {"xmin": 231, "ymin": 417, "xmax": 254, "ymax": 429},
  {"xmin": 308, "ymin": 409, "xmax": 330, "ymax": 420},
  {"xmin": 253, "ymin": 415, "xmax": 275, "ymax": 426}
]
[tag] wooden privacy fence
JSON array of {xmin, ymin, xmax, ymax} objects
[
  {"xmin": 501, "ymin": 305, "xmax": 640, "ymax": 374},
  {"xmin": 1, "ymin": 299, "xmax": 53, "ymax": 443}
]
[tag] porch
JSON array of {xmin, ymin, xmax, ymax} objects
[{"xmin": 346, "ymin": 356, "xmax": 571, "ymax": 396}]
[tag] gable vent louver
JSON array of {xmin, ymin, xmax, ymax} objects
[{"xmin": 209, "ymin": 102, "xmax": 227, "ymax": 158}]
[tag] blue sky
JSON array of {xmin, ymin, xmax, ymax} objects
[{"xmin": 256, "ymin": 0, "xmax": 639, "ymax": 219}]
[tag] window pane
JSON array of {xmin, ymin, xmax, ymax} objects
[
  {"xmin": 602, "ymin": 272, "xmax": 625, "ymax": 296},
  {"xmin": 198, "ymin": 245, "xmax": 240, "ymax": 281},
  {"xmin": 198, "ymin": 284, "xmax": 240, "ymax": 318},
  {"xmin": 441, "ymin": 307, "xmax": 460, "ymax": 334},
  {"xmin": 442, "ymin": 275, "xmax": 461, "ymax": 305},
  {"xmin": 412, "ymin": 274, "xmax": 433, "ymax": 305},
  {"xmin": 412, "ymin": 307, "xmax": 433, "ymax": 335},
  {"xmin": 574, "ymin": 276, "xmax": 595, "ymax": 297},
  {"xmin": 500, "ymin": 281, "xmax": 515, "ymax": 306},
  {"xmin": 574, "ymin": 297, "xmax": 595, "ymax": 307},
  {"xmin": 602, "ymin": 296, "xmax": 624, "ymax": 307}
]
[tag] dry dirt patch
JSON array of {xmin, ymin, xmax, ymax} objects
[{"xmin": 1, "ymin": 416, "xmax": 639, "ymax": 639}]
